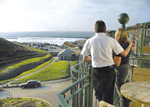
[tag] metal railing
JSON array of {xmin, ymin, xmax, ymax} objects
[
  {"xmin": 129, "ymin": 57, "xmax": 150, "ymax": 68},
  {"xmin": 56, "ymin": 62, "xmax": 122, "ymax": 107},
  {"xmin": 56, "ymin": 62, "xmax": 93, "ymax": 107}
]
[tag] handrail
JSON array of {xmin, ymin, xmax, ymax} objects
[{"xmin": 56, "ymin": 62, "xmax": 93, "ymax": 107}]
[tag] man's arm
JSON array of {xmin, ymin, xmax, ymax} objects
[
  {"xmin": 83, "ymin": 56, "xmax": 91, "ymax": 62},
  {"xmin": 120, "ymin": 42, "xmax": 132, "ymax": 57}
]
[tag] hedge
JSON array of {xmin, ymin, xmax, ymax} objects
[
  {"xmin": 13, "ymin": 61, "xmax": 70, "ymax": 84},
  {"xmin": 0, "ymin": 57, "xmax": 54, "ymax": 85}
]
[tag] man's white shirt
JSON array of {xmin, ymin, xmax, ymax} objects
[{"xmin": 81, "ymin": 33, "xmax": 124, "ymax": 68}]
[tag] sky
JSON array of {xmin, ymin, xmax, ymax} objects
[{"xmin": 0, "ymin": 0, "xmax": 149, "ymax": 32}]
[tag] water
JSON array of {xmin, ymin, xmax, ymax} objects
[
  {"xmin": 6, "ymin": 37, "xmax": 86, "ymax": 45},
  {"xmin": 0, "ymin": 31, "xmax": 95, "ymax": 45}
]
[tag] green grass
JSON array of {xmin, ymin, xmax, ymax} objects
[
  {"xmin": 12, "ymin": 61, "xmax": 70, "ymax": 84},
  {"xmin": 72, "ymin": 61, "xmax": 78, "ymax": 66},
  {"xmin": 0, "ymin": 98, "xmax": 49, "ymax": 107},
  {"xmin": 0, "ymin": 57, "xmax": 54, "ymax": 85},
  {"xmin": 2, "ymin": 54, "xmax": 51, "ymax": 73}
]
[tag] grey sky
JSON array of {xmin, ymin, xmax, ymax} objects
[{"xmin": 0, "ymin": 0, "xmax": 149, "ymax": 32}]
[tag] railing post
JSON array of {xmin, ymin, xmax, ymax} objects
[
  {"xmin": 136, "ymin": 40, "xmax": 138, "ymax": 55},
  {"xmin": 144, "ymin": 25, "xmax": 148, "ymax": 46},
  {"xmin": 89, "ymin": 62, "xmax": 93, "ymax": 107},
  {"xmin": 139, "ymin": 23, "xmax": 146, "ymax": 67}
]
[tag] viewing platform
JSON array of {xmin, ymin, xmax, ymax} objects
[{"xmin": 56, "ymin": 13, "xmax": 150, "ymax": 107}]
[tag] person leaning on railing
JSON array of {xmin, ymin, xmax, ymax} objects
[
  {"xmin": 81, "ymin": 20, "xmax": 132, "ymax": 105},
  {"xmin": 113, "ymin": 28, "xmax": 132, "ymax": 107}
]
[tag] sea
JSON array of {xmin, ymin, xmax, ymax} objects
[{"xmin": 0, "ymin": 31, "xmax": 95, "ymax": 45}]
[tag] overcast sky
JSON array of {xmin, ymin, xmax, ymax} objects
[{"xmin": 0, "ymin": 0, "xmax": 149, "ymax": 32}]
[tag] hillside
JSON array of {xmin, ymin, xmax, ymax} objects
[
  {"xmin": 127, "ymin": 21, "xmax": 150, "ymax": 31},
  {"xmin": 0, "ymin": 37, "xmax": 47, "ymax": 62},
  {"xmin": 62, "ymin": 41, "xmax": 78, "ymax": 47}
]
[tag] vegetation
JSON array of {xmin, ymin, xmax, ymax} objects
[
  {"xmin": 0, "ymin": 98, "xmax": 49, "ymax": 107},
  {"xmin": 62, "ymin": 41, "xmax": 77, "ymax": 47},
  {"xmin": 2, "ymin": 54, "xmax": 51, "ymax": 73},
  {"xmin": 0, "ymin": 57, "xmax": 54, "ymax": 85},
  {"xmin": 0, "ymin": 38, "xmax": 48, "ymax": 64},
  {"xmin": 12, "ymin": 61, "xmax": 70, "ymax": 84},
  {"xmin": 72, "ymin": 52, "xmax": 79, "ymax": 55},
  {"xmin": 127, "ymin": 21, "xmax": 150, "ymax": 31},
  {"xmin": 72, "ymin": 61, "xmax": 78, "ymax": 66},
  {"xmin": 0, "ymin": 38, "xmax": 46, "ymax": 53}
]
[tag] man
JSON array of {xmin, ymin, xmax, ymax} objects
[{"xmin": 81, "ymin": 20, "xmax": 132, "ymax": 104}]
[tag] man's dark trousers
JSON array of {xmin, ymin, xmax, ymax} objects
[{"xmin": 93, "ymin": 65, "xmax": 115, "ymax": 104}]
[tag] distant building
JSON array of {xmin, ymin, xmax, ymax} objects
[{"xmin": 58, "ymin": 48, "xmax": 73, "ymax": 61}]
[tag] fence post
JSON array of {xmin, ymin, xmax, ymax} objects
[
  {"xmin": 139, "ymin": 23, "xmax": 146, "ymax": 67},
  {"xmin": 89, "ymin": 62, "xmax": 93, "ymax": 107},
  {"xmin": 136, "ymin": 40, "xmax": 138, "ymax": 55},
  {"xmin": 144, "ymin": 25, "xmax": 148, "ymax": 46}
]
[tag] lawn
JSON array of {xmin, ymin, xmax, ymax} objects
[
  {"xmin": 12, "ymin": 61, "xmax": 70, "ymax": 84},
  {"xmin": 0, "ymin": 98, "xmax": 49, "ymax": 107}
]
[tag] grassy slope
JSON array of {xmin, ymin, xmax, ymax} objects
[
  {"xmin": 0, "ymin": 38, "xmax": 47, "ymax": 62},
  {"xmin": 13, "ymin": 61, "xmax": 70, "ymax": 84},
  {"xmin": 0, "ymin": 38, "xmax": 44, "ymax": 53},
  {"xmin": 62, "ymin": 41, "xmax": 78, "ymax": 47}
]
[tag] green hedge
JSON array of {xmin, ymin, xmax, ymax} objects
[
  {"xmin": 13, "ymin": 61, "xmax": 70, "ymax": 84},
  {"xmin": 0, "ymin": 57, "xmax": 54, "ymax": 85},
  {"xmin": 2, "ymin": 54, "xmax": 51, "ymax": 73}
]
